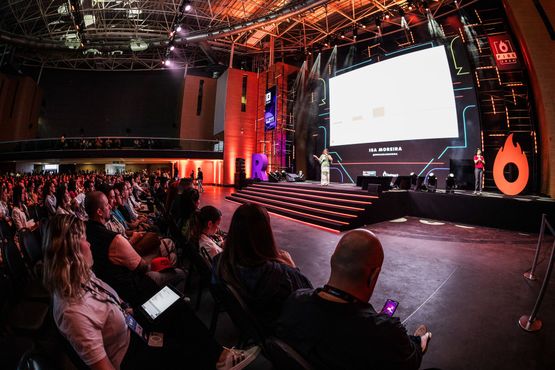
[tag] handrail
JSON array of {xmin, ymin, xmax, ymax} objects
[{"xmin": 0, "ymin": 136, "xmax": 224, "ymax": 154}]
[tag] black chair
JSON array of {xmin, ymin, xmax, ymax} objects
[
  {"xmin": 0, "ymin": 255, "xmax": 49, "ymax": 332},
  {"xmin": 0, "ymin": 218, "xmax": 15, "ymax": 242},
  {"xmin": 265, "ymin": 337, "xmax": 314, "ymax": 370},
  {"xmin": 2, "ymin": 237, "xmax": 49, "ymax": 302},
  {"xmin": 211, "ymin": 280, "xmax": 266, "ymax": 348},
  {"xmin": 17, "ymin": 350, "xmax": 57, "ymax": 370},
  {"xmin": 18, "ymin": 228, "xmax": 43, "ymax": 278}
]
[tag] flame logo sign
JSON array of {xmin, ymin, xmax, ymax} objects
[{"xmin": 493, "ymin": 133, "xmax": 529, "ymax": 196}]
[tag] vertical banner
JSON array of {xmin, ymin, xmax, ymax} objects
[
  {"xmin": 264, "ymin": 86, "xmax": 277, "ymax": 131},
  {"xmin": 487, "ymin": 34, "xmax": 521, "ymax": 71}
]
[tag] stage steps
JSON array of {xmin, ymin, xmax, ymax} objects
[{"xmin": 226, "ymin": 182, "xmax": 377, "ymax": 232}]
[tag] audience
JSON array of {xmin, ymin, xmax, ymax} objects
[
  {"xmin": 214, "ymin": 203, "xmax": 313, "ymax": 333},
  {"xmin": 84, "ymin": 191, "xmax": 181, "ymax": 306},
  {"xmin": 42, "ymin": 214, "xmax": 260, "ymax": 370},
  {"xmin": 276, "ymin": 229, "xmax": 432, "ymax": 370}
]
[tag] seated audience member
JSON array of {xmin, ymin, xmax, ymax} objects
[
  {"xmin": 168, "ymin": 178, "xmax": 193, "ymax": 219},
  {"xmin": 43, "ymin": 214, "xmax": 260, "ymax": 370},
  {"xmin": 43, "ymin": 180, "xmax": 57, "ymax": 216},
  {"xmin": 84, "ymin": 191, "xmax": 183, "ymax": 305},
  {"xmin": 55, "ymin": 184, "xmax": 76, "ymax": 216},
  {"xmin": 188, "ymin": 205, "xmax": 225, "ymax": 261},
  {"xmin": 276, "ymin": 229, "xmax": 432, "ymax": 370},
  {"xmin": 179, "ymin": 188, "xmax": 200, "ymax": 237},
  {"xmin": 0, "ymin": 188, "xmax": 11, "ymax": 224},
  {"xmin": 215, "ymin": 203, "xmax": 312, "ymax": 333},
  {"xmin": 11, "ymin": 185, "xmax": 36, "ymax": 231}
]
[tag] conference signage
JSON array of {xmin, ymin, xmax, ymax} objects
[
  {"xmin": 493, "ymin": 133, "xmax": 529, "ymax": 195},
  {"xmin": 487, "ymin": 34, "xmax": 521, "ymax": 71},
  {"xmin": 264, "ymin": 86, "xmax": 277, "ymax": 131}
]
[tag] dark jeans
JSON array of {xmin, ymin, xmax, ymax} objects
[
  {"xmin": 474, "ymin": 168, "xmax": 483, "ymax": 192},
  {"xmin": 122, "ymin": 300, "xmax": 222, "ymax": 370}
]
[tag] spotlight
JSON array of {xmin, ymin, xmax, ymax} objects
[
  {"xmin": 427, "ymin": 173, "xmax": 437, "ymax": 192},
  {"xmin": 352, "ymin": 27, "xmax": 358, "ymax": 39},
  {"xmin": 176, "ymin": 25, "xmax": 182, "ymax": 32},
  {"xmin": 170, "ymin": 45, "xmax": 175, "ymax": 51},
  {"xmin": 183, "ymin": 1, "xmax": 192, "ymax": 12},
  {"xmin": 164, "ymin": 59, "xmax": 170, "ymax": 66},
  {"xmin": 385, "ymin": 14, "xmax": 390, "ymax": 20},
  {"xmin": 375, "ymin": 16, "xmax": 382, "ymax": 28},
  {"xmin": 446, "ymin": 173, "xmax": 456, "ymax": 194}
]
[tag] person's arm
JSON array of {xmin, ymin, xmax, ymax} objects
[
  {"xmin": 328, "ymin": 154, "xmax": 333, "ymax": 163},
  {"xmin": 90, "ymin": 357, "xmax": 116, "ymax": 370},
  {"xmin": 108, "ymin": 235, "xmax": 148, "ymax": 273}
]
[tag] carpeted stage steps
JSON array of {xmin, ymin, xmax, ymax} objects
[{"xmin": 226, "ymin": 182, "xmax": 377, "ymax": 232}]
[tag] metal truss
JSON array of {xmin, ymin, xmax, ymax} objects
[{"xmin": 0, "ymin": 0, "xmax": 477, "ymax": 71}]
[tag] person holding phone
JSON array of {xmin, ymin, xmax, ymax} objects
[
  {"xmin": 473, "ymin": 148, "xmax": 485, "ymax": 195},
  {"xmin": 313, "ymin": 148, "xmax": 333, "ymax": 186},
  {"xmin": 43, "ymin": 214, "xmax": 260, "ymax": 370},
  {"xmin": 277, "ymin": 229, "xmax": 431, "ymax": 370}
]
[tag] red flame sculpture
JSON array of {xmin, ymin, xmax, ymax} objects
[{"xmin": 493, "ymin": 133, "xmax": 529, "ymax": 196}]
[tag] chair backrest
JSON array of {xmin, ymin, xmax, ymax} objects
[
  {"xmin": 265, "ymin": 337, "xmax": 314, "ymax": 370},
  {"xmin": 2, "ymin": 238, "xmax": 29, "ymax": 284},
  {"xmin": 0, "ymin": 219, "xmax": 15, "ymax": 242},
  {"xmin": 17, "ymin": 350, "xmax": 57, "ymax": 370},
  {"xmin": 18, "ymin": 228, "xmax": 43, "ymax": 267},
  {"xmin": 212, "ymin": 280, "xmax": 266, "ymax": 346}
]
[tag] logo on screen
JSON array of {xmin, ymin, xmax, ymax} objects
[{"xmin": 265, "ymin": 92, "xmax": 272, "ymax": 103}]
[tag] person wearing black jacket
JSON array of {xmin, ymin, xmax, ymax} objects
[{"xmin": 276, "ymin": 229, "xmax": 431, "ymax": 370}]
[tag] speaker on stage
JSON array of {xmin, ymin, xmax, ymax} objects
[{"xmin": 367, "ymin": 184, "xmax": 382, "ymax": 196}]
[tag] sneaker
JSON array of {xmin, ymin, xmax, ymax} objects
[
  {"xmin": 472, "ymin": 191, "xmax": 477, "ymax": 194},
  {"xmin": 217, "ymin": 346, "xmax": 261, "ymax": 370}
]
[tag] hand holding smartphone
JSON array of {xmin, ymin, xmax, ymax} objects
[{"xmin": 380, "ymin": 299, "xmax": 399, "ymax": 317}]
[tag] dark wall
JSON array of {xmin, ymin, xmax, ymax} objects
[{"xmin": 37, "ymin": 69, "xmax": 184, "ymax": 138}]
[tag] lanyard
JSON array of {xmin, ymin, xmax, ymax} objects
[
  {"xmin": 82, "ymin": 279, "xmax": 130, "ymax": 312},
  {"xmin": 318, "ymin": 285, "xmax": 362, "ymax": 304}
]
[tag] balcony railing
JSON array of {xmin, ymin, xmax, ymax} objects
[{"xmin": 0, "ymin": 136, "xmax": 223, "ymax": 154}]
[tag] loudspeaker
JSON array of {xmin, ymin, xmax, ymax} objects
[{"xmin": 367, "ymin": 184, "xmax": 382, "ymax": 196}]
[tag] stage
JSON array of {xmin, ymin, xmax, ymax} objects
[{"xmin": 227, "ymin": 181, "xmax": 555, "ymax": 233}]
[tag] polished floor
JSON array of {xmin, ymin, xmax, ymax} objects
[{"xmin": 201, "ymin": 185, "xmax": 555, "ymax": 370}]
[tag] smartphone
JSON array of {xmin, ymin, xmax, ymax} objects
[
  {"xmin": 380, "ymin": 299, "xmax": 399, "ymax": 317},
  {"xmin": 124, "ymin": 313, "xmax": 148, "ymax": 343}
]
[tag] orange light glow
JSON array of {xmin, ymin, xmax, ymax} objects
[{"xmin": 493, "ymin": 133, "xmax": 529, "ymax": 196}]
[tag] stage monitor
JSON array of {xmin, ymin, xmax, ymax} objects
[{"xmin": 329, "ymin": 46, "xmax": 458, "ymax": 146}]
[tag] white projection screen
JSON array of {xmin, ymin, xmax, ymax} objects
[{"xmin": 329, "ymin": 46, "xmax": 458, "ymax": 146}]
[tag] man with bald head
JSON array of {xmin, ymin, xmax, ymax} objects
[{"xmin": 276, "ymin": 229, "xmax": 431, "ymax": 370}]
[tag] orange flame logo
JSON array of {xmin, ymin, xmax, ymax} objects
[{"xmin": 493, "ymin": 133, "xmax": 529, "ymax": 196}]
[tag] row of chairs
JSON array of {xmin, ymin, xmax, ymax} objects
[{"xmin": 155, "ymin": 200, "xmax": 314, "ymax": 370}]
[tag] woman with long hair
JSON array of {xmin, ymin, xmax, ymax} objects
[
  {"xmin": 55, "ymin": 183, "xmax": 76, "ymax": 216},
  {"xmin": 43, "ymin": 214, "xmax": 259, "ymax": 370},
  {"xmin": 215, "ymin": 203, "xmax": 312, "ymax": 333},
  {"xmin": 11, "ymin": 185, "xmax": 35, "ymax": 231}
]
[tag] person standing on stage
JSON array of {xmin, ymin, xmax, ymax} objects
[
  {"xmin": 313, "ymin": 148, "xmax": 333, "ymax": 186},
  {"xmin": 473, "ymin": 148, "xmax": 485, "ymax": 195},
  {"xmin": 197, "ymin": 167, "xmax": 204, "ymax": 193}
]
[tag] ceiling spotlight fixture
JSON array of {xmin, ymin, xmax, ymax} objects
[
  {"xmin": 183, "ymin": 1, "xmax": 192, "ymax": 12},
  {"xmin": 170, "ymin": 45, "xmax": 175, "ymax": 51},
  {"xmin": 385, "ymin": 14, "xmax": 390, "ymax": 20},
  {"xmin": 176, "ymin": 25, "xmax": 182, "ymax": 32}
]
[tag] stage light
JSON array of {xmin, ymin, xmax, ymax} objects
[
  {"xmin": 164, "ymin": 59, "xmax": 170, "ymax": 66},
  {"xmin": 446, "ymin": 173, "xmax": 456, "ymax": 193},
  {"xmin": 375, "ymin": 16, "xmax": 382, "ymax": 28},
  {"xmin": 352, "ymin": 27, "xmax": 358, "ymax": 39},
  {"xmin": 385, "ymin": 14, "xmax": 390, "ymax": 20},
  {"xmin": 183, "ymin": 1, "xmax": 192, "ymax": 12},
  {"xmin": 176, "ymin": 25, "xmax": 182, "ymax": 32},
  {"xmin": 427, "ymin": 173, "xmax": 437, "ymax": 192},
  {"xmin": 170, "ymin": 45, "xmax": 175, "ymax": 51}
]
